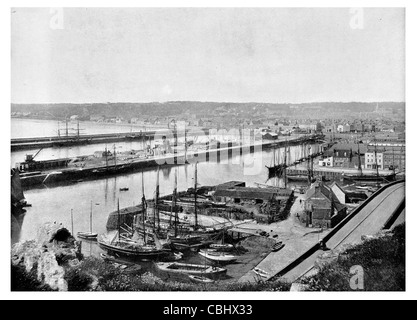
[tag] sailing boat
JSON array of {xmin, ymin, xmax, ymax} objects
[
  {"xmin": 287, "ymin": 145, "xmax": 312, "ymax": 182},
  {"xmin": 266, "ymin": 144, "xmax": 286, "ymax": 179},
  {"xmin": 343, "ymin": 142, "xmax": 396, "ymax": 182},
  {"xmin": 168, "ymin": 163, "xmax": 218, "ymax": 251},
  {"xmin": 209, "ymin": 229, "xmax": 234, "ymax": 252},
  {"xmin": 77, "ymin": 200, "xmax": 98, "ymax": 240},
  {"xmin": 97, "ymin": 198, "xmax": 169, "ymax": 260}
]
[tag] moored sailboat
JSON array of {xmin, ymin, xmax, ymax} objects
[{"xmin": 98, "ymin": 199, "xmax": 170, "ymax": 260}]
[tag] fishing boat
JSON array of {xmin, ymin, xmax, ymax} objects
[
  {"xmin": 98, "ymin": 199, "xmax": 170, "ymax": 260},
  {"xmin": 98, "ymin": 234, "xmax": 169, "ymax": 260},
  {"xmin": 188, "ymin": 275, "xmax": 215, "ymax": 284},
  {"xmin": 155, "ymin": 262, "xmax": 227, "ymax": 280},
  {"xmin": 209, "ymin": 243, "xmax": 234, "ymax": 252},
  {"xmin": 271, "ymin": 241, "xmax": 285, "ymax": 252},
  {"xmin": 198, "ymin": 249, "xmax": 238, "ymax": 264},
  {"xmin": 119, "ymin": 187, "xmax": 129, "ymax": 191},
  {"xmin": 165, "ymin": 163, "xmax": 223, "ymax": 251},
  {"xmin": 170, "ymin": 239, "xmax": 214, "ymax": 252}
]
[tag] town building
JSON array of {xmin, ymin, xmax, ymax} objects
[
  {"xmin": 337, "ymin": 124, "xmax": 351, "ymax": 133},
  {"xmin": 318, "ymin": 156, "xmax": 334, "ymax": 167},
  {"xmin": 212, "ymin": 184, "xmax": 294, "ymax": 223},
  {"xmin": 365, "ymin": 151, "xmax": 384, "ymax": 170},
  {"xmin": 300, "ymin": 183, "xmax": 347, "ymax": 229}
]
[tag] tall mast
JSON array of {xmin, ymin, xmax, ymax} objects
[
  {"xmin": 284, "ymin": 140, "xmax": 288, "ymax": 188},
  {"xmin": 307, "ymin": 146, "xmax": 312, "ymax": 184},
  {"xmin": 117, "ymin": 198, "xmax": 120, "ymax": 242},
  {"xmin": 90, "ymin": 200, "xmax": 93, "ymax": 233},
  {"xmin": 70, "ymin": 209, "xmax": 74, "ymax": 236},
  {"xmin": 374, "ymin": 144, "xmax": 379, "ymax": 178},
  {"xmin": 399, "ymin": 146, "xmax": 403, "ymax": 171},
  {"xmin": 141, "ymin": 171, "xmax": 147, "ymax": 243},
  {"xmin": 154, "ymin": 166, "xmax": 160, "ymax": 232},
  {"xmin": 311, "ymin": 146, "xmax": 313, "ymax": 183},
  {"xmin": 173, "ymin": 168, "xmax": 178, "ymax": 237},
  {"xmin": 374, "ymin": 142, "xmax": 380, "ymax": 187},
  {"xmin": 184, "ymin": 125, "xmax": 188, "ymax": 162},
  {"xmin": 357, "ymin": 143, "xmax": 362, "ymax": 176},
  {"xmin": 194, "ymin": 162, "xmax": 198, "ymax": 228},
  {"xmin": 105, "ymin": 145, "xmax": 108, "ymax": 168}
]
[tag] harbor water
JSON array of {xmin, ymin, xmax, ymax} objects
[{"xmin": 11, "ymin": 118, "xmax": 321, "ymax": 281}]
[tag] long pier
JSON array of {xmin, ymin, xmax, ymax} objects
[
  {"xmin": 10, "ymin": 129, "xmax": 209, "ymax": 151},
  {"xmin": 17, "ymin": 134, "xmax": 324, "ymax": 189}
]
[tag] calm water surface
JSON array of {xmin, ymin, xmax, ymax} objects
[{"xmin": 12, "ymin": 119, "xmax": 321, "ymax": 260}]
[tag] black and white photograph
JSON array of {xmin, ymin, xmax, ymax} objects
[{"xmin": 4, "ymin": 2, "xmax": 414, "ymax": 301}]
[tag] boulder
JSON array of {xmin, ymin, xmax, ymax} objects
[{"xmin": 11, "ymin": 222, "xmax": 82, "ymax": 291}]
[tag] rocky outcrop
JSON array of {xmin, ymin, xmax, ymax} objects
[{"xmin": 11, "ymin": 222, "xmax": 82, "ymax": 291}]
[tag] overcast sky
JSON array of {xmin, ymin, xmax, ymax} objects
[{"xmin": 11, "ymin": 8, "xmax": 405, "ymax": 104}]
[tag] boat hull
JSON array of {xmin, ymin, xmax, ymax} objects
[
  {"xmin": 198, "ymin": 250, "xmax": 238, "ymax": 264},
  {"xmin": 155, "ymin": 262, "xmax": 226, "ymax": 280},
  {"xmin": 97, "ymin": 240, "xmax": 169, "ymax": 260},
  {"xmin": 209, "ymin": 244, "xmax": 234, "ymax": 252},
  {"xmin": 77, "ymin": 232, "xmax": 98, "ymax": 240},
  {"xmin": 343, "ymin": 173, "xmax": 396, "ymax": 182}
]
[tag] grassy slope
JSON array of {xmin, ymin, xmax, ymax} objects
[{"xmin": 299, "ymin": 223, "xmax": 405, "ymax": 291}]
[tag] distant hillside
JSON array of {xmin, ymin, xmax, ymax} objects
[{"xmin": 11, "ymin": 101, "xmax": 405, "ymax": 120}]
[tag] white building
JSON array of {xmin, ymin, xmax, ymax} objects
[
  {"xmin": 319, "ymin": 156, "xmax": 334, "ymax": 167},
  {"xmin": 337, "ymin": 124, "xmax": 351, "ymax": 133},
  {"xmin": 365, "ymin": 152, "xmax": 384, "ymax": 170}
]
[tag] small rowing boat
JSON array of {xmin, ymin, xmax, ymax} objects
[
  {"xmin": 77, "ymin": 232, "xmax": 98, "ymax": 240},
  {"xmin": 272, "ymin": 242, "xmax": 285, "ymax": 252},
  {"xmin": 198, "ymin": 249, "xmax": 237, "ymax": 264},
  {"xmin": 155, "ymin": 262, "xmax": 227, "ymax": 280}
]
